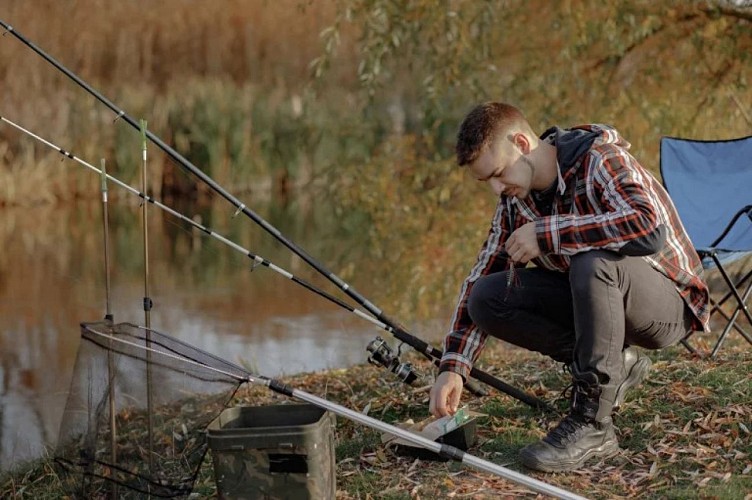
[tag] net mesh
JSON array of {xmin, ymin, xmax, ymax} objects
[{"xmin": 54, "ymin": 321, "xmax": 248, "ymax": 498}]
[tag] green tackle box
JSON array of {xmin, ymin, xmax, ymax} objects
[{"xmin": 207, "ymin": 404, "xmax": 336, "ymax": 500}]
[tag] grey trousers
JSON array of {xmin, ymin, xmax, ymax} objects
[{"xmin": 467, "ymin": 250, "xmax": 692, "ymax": 414}]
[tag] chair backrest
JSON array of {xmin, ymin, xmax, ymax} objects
[{"xmin": 660, "ymin": 135, "xmax": 752, "ymax": 252}]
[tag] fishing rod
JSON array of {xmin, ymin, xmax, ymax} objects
[
  {"xmin": 0, "ymin": 114, "xmax": 425, "ymax": 387},
  {"xmin": 0, "ymin": 20, "xmax": 553, "ymax": 412},
  {"xmin": 0, "ymin": 115, "xmax": 552, "ymax": 409},
  {"xmin": 85, "ymin": 322, "xmax": 588, "ymax": 500}
]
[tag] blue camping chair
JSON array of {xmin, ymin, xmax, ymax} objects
[{"xmin": 660, "ymin": 135, "xmax": 752, "ymax": 357}]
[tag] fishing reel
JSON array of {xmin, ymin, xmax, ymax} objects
[{"xmin": 366, "ymin": 337, "xmax": 420, "ymax": 385}]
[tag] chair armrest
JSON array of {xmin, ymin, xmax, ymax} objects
[{"xmin": 710, "ymin": 205, "xmax": 752, "ymax": 248}]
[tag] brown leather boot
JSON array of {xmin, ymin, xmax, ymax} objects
[{"xmin": 519, "ymin": 377, "xmax": 619, "ymax": 472}]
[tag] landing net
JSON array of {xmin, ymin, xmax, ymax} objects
[{"xmin": 54, "ymin": 321, "xmax": 248, "ymax": 498}]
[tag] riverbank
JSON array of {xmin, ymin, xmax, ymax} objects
[{"xmin": 2, "ymin": 338, "xmax": 751, "ymax": 499}]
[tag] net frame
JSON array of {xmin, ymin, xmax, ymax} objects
[{"xmin": 55, "ymin": 321, "xmax": 248, "ymax": 498}]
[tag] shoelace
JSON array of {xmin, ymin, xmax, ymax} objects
[
  {"xmin": 545, "ymin": 413, "xmax": 590, "ymax": 446},
  {"xmin": 556, "ymin": 381, "xmax": 575, "ymax": 405}
]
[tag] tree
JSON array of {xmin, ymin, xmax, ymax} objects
[
  {"xmin": 315, "ymin": 0, "xmax": 751, "ymax": 154},
  {"xmin": 310, "ymin": 0, "xmax": 751, "ymax": 317}
]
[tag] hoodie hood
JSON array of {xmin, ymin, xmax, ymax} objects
[{"xmin": 540, "ymin": 124, "xmax": 631, "ymax": 171}]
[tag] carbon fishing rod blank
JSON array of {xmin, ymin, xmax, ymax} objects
[{"xmin": 0, "ymin": 18, "xmax": 555, "ymax": 412}]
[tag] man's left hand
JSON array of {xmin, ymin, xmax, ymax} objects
[{"xmin": 505, "ymin": 222, "xmax": 541, "ymax": 264}]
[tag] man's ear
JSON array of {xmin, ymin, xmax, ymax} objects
[{"xmin": 512, "ymin": 132, "xmax": 531, "ymax": 155}]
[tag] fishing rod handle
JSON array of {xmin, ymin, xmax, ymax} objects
[
  {"xmin": 390, "ymin": 319, "xmax": 552, "ymax": 411},
  {"xmin": 469, "ymin": 365, "xmax": 558, "ymax": 414}
]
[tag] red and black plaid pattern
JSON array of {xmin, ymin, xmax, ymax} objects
[{"xmin": 441, "ymin": 125, "xmax": 709, "ymax": 379}]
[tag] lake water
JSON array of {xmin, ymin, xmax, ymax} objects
[{"xmin": 0, "ymin": 194, "xmax": 445, "ymax": 471}]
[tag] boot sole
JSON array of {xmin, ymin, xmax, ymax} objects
[
  {"xmin": 519, "ymin": 440, "xmax": 620, "ymax": 473},
  {"xmin": 613, "ymin": 356, "xmax": 651, "ymax": 411}
]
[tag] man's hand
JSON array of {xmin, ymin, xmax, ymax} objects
[
  {"xmin": 505, "ymin": 221, "xmax": 541, "ymax": 264},
  {"xmin": 429, "ymin": 371, "xmax": 464, "ymax": 417}
]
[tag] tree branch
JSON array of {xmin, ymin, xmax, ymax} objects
[
  {"xmin": 704, "ymin": 1, "xmax": 752, "ymax": 22},
  {"xmin": 587, "ymin": 10, "xmax": 702, "ymax": 73}
]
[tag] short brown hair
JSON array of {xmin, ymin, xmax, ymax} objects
[{"xmin": 455, "ymin": 102, "xmax": 532, "ymax": 166}]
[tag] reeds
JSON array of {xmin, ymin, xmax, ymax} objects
[
  {"xmin": 3, "ymin": 0, "xmax": 750, "ymax": 209},
  {"xmin": 1, "ymin": 0, "xmax": 338, "ymax": 94},
  {"xmin": 0, "ymin": 0, "xmax": 366, "ymax": 205}
]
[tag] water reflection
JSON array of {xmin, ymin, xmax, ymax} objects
[{"xmin": 0, "ymin": 196, "xmax": 431, "ymax": 471}]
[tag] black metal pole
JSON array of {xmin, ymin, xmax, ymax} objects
[{"xmin": 0, "ymin": 20, "xmax": 553, "ymax": 412}]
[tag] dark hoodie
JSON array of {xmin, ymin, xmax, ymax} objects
[
  {"xmin": 541, "ymin": 126, "xmax": 600, "ymax": 172},
  {"xmin": 539, "ymin": 126, "xmax": 666, "ymax": 256}
]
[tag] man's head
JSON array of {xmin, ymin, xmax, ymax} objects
[{"xmin": 456, "ymin": 102, "xmax": 542, "ymax": 198}]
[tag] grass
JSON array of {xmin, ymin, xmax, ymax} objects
[{"xmin": 2, "ymin": 337, "xmax": 751, "ymax": 499}]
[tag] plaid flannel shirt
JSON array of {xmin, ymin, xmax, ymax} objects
[{"xmin": 440, "ymin": 124, "xmax": 710, "ymax": 380}]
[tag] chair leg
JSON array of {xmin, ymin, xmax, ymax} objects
[
  {"xmin": 711, "ymin": 268, "xmax": 752, "ymax": 311},
  {"xmin": 709, "ymin": 258, "xmax": 752, "ymax": 357},
  {"xmin": 680, "ymin": 335, "xmax": 704, "ymax": 358},
  {"xmin": 709, "ymin": 303, "xmax": 752, "ymax": 342},
  {"xmin": 710, "ymin": 284, "xmax": 752, "ymax": 357}
]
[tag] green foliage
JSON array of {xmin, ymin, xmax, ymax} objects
[
  {"xmin": 317, "ymin": 0, "xmax": 751, "ymax": 163},
  {"xmin": 2, "ymin": 0, "xmax": 750, "ymax": 321},
  {"xmin": 324, "ymin": 133, "xmax": 497, "ymax": 318},
  {"xmin": 306, "ymin": 0, "xmax": 752, "ymax": 319},
  {"xmin": 324, "ymin": 0, "xmax": 499, "ymax": 98}
]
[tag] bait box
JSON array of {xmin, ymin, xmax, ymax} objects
[{"xmin": 208, "ymin": 404, "xmax": 336, "ymax": 499}]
